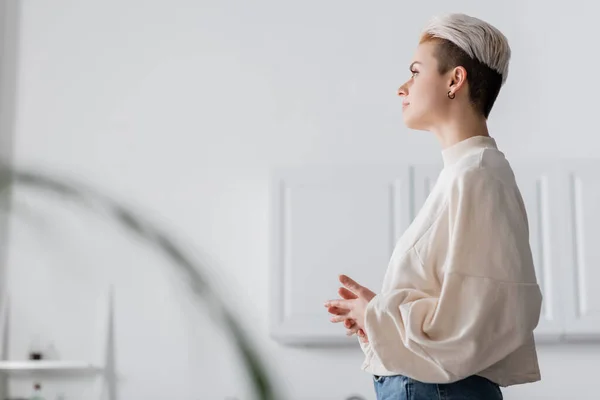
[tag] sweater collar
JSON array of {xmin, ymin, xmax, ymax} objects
[{"xmin": 441, "ymin": 135, "xmax": 497, "ymax": 167}]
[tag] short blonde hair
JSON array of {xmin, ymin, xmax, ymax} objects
[
  {"xmin": 420, "ymin": 13, "xmax": 511, "ymax": 117},
  {"xmin": 421, "ymin": 13, "xmax": 511, "ymax": 84}
]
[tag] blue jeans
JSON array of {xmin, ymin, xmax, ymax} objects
[{"xmin": 373, "ymin": 374, "xmax": 503, "ymax": 400}]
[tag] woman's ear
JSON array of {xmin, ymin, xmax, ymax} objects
[{"xmin": 449, "ymin": 66, "xmax": 467, "ymax": 93}]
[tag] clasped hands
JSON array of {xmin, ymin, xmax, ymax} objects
[{"xmin": 324, "ymin": 274, "xmax": 376, "ymax": 343}]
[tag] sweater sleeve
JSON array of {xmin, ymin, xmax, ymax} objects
[{"xmin": 363, "ymin": 167, "xmax": 543, "ymax": 383}]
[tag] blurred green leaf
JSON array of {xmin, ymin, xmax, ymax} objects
[{"xmin": 0, "ymin": 164, "xmax": 277, "ymax": 400}]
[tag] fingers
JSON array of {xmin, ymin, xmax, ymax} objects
[
  {"xmin": 338, "ymin": 287, "xmax": 358, "ymax": 300},
  {"xmin": 326, "ymin": 306, "xmax": 349, "ymax": 316},
  {"xmin": 358, "ymin": 329, "xmax": 369, "ymax": 343},
  {"xmin": 345, "ymin": 319, "xmax": 359, "ymax": 336},
  {"xmin": 345, "ymin": 319, "xmax": 365, "ymax": 337},
  {"xmin": 345, "ymin": 321, "xmax": 369, "ymax": 343},
  {"xmin": 326, "ymin": 280, "xmax": 370, "ymax": 342},
  {"xmin": 330, "ymin": 314, "xmax": 349, "ymax": 323},
  {"xmin": 339, "ymin": 274, "xmax": 363, "ymax": 295},
  {"xmin": 324, "ymin": 299, "xmax": 350, "ymax": 309}
]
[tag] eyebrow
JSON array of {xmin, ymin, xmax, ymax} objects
[{"xmin": 409, "ymin": 61, "xmax": 422, "ymax": 70}]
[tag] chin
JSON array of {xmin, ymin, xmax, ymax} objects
[
  {"xmin": 402, "ymin": 116, "xmax": 422, "ymax": 131},
  {"xmin": 402, "ymin": 112, "xmax": 428, "ymax": 131}
]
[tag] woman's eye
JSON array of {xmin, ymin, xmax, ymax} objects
[{"xmin": 411, "ymin": 70, "xmax": 418, "ymax": 77}]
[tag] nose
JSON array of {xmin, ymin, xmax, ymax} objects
[{"xmin": 397, "ymin": 81, "xmax": 409, "ymax": 97}]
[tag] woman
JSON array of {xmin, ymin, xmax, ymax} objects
[{"xmin": 324, "ymin": 13, "xmax": 543, "ymax": 400}]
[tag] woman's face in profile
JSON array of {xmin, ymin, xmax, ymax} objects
[{"xmin": 397, "ymin": 41, "xmax": 451, "ymax": 131}]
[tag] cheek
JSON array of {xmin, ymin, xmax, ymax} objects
[
  {"xmin": 403, "ymin": 81, "xmax": 444, "ymax": 126},
  {"xmin": 408, "ymin": 84, "xmax": 435, "ymax": 113},
  {"xmin": 413, "ymin": 80, "xmax": 441, "ymax": 103},
  {"xmin": 408, "ymin": 81, "xmax": 430, "ymax": 107}
]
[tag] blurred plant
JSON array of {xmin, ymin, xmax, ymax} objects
[{"xmin": 0, "ymin": 164, "xmax": 277, "ymax": 400}]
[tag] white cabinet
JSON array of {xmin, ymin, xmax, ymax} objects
[
  {"xmin": 512, "ymin": 163, "xmax": 565, "ymax": 340},
  {"xmin": 269, "ymin": 166, "xmax": 411, "ymax": 345},
  {"xmin": 559, "ymin": 161, "xmax": 600, "ymax": 338},
  {"xmin": 514, "ymin": 161, "xmax": 600, "ymax": 341},
  {"xmin": 269, "ymin": 162, "xmax": 600, "ymax": 345}
]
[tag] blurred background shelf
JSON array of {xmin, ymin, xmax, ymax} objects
[{"xmin": 0, "ymin": 361, "xmax": 102, "ymax": 373}]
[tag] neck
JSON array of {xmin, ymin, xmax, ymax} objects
[{"xmin": 430, "ymin": 107, "xmax": 490, "ymax": 149}]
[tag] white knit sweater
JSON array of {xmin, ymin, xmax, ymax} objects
[{"xmin": 360, "ymin": 135, "xmax": 542, "ymax": 387}]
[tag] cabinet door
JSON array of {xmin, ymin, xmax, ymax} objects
[
  {"xmin": 512, "ymin": 163, "xmax": 565, "ymax": 340},
  {"xmin": 269, "ymin": 166, "xmax": 411, "ymax": 345},
  {"xmin": 560, "ymin": 161, "xmax": 600, "ymax": 338}
]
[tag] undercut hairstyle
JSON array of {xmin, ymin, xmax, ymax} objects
[{"xmin": 420, "ymin": 13, "xmax": 511, "ymax": 118}]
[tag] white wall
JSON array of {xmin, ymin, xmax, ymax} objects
[
  {"xmin": 3, "ymin": 0, "xmax": 600, "ymax": 399},
  {"xmin": 0, "ymin": 0, "xmax": 18, "ymax": 343}
]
